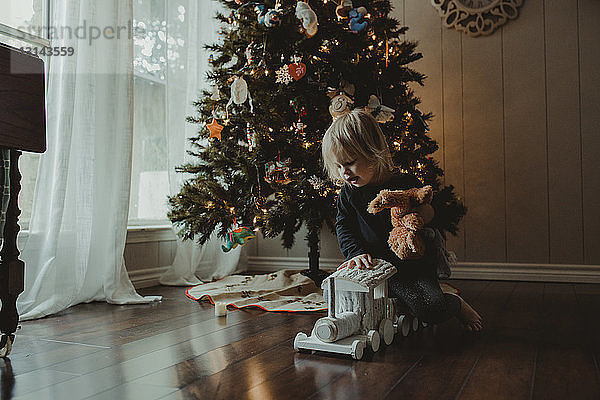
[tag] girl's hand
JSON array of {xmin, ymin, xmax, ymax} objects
[{"xmin": 338, "ymin": 253, "xmax": 373, "ymax": 270}]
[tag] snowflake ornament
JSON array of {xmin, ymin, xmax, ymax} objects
[{"xmin": 276, "ymin": 65, "xmax": 293, "ymax": 84}]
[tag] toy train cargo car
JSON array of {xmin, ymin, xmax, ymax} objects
[{"xmin": 294, "ymin": 259, "xmax": 421, "ymax": 360}]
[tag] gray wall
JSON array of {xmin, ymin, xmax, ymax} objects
[{"xmin": 397, "ymin": 0, "xmax": 599, "ymax": 265}]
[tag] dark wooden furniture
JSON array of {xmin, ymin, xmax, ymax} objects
[{"xmin": 0, "ymin": 43, "xmax": 46, "ymax": 356}]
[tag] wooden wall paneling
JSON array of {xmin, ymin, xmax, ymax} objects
[
  {"xmin": 502, "ymin": 0, "xmax": 549, "ymax": 263},
  {"xmin": 124, "ymin": 242, "xmax": 159, "ymax": 270},
  {"xmin": 545, "ymin": 0, "xmax": 583, "ymax": 264},
  {"xmin": 461, "ymin": 33, "xmax": 506, "ymax": 262},
  {"xmin": 158, "ymin": 240, "xmax": 176, "ymax": 266},
  {"xmin": 404, "ymin": 1, "xmax": 444, "ymax": 170},
  {"xmin": 390, "ymin": 0, "xmax": 405, "ymax": 28},
  {"xmin": 256, "ymin": 234, "xmax": 289, "ymax": 259},
  {"xmin": 441, "ymin": 28, "xmax": 466, "ymax": 259},
  {"xmin": 318, "ymin": 226, "xmax": 344, "ymax": 260},
  {"xmin": 579, "ymin": 0, "xmax": 600, "ymax": 265}
]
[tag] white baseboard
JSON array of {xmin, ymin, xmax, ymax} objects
[
  {"xmin": 247, "ymin": 256, "xmax": 600, "ymax": 284},
  {"xmin": 451, "ymin": 262, "xmax": 600, "ymax": 283},
  {"xmin": 128, "ymin": 266, "xmax": 170, "ymax": 289}
]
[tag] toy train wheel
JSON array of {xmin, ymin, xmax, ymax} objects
[
  {"xmin": 367, "ymin": 330, "xmax": 380, "ymax": 352},
  {"xmin": 351, "ymin": 340, "xmax": 365, "ymax": 360},
  {"xmin": 379, "ymin": 318, "xmax": 394, "ymax": 345},
  {"xmin": 294, "ymin": 332, "xmax": 308, "ymax": 352},
  {"xmin": 412, "ymin": 316, "xmax": 420, "ymax": 332},
  {"xmin": 397, "ymin": 315, "xmax": 412, "ymax": 337}
]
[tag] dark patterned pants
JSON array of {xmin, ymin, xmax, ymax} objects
[{"xmin": 387, "ymin": 252, "xmax": 460, "ymax": 324}]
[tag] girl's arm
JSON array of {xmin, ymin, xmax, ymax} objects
[{"xmin": 335, "ymin": 190, "xmax": 367, "ymax": 260}]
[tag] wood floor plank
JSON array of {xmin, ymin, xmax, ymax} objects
[
  {"xmin": 530, "ymin": 283, "xmax": 600, "ymax": 398},
  {"xmin": 376, "ymin": 281, "xmax": 493, "ymax": 400},
  {"xmin": 10, "ymin": 303, "xmax": 263, "ymax": 378},
  {"xmin": 532, "ymin": 343, "xmax": 600, "ymax": 400},
  {"xmin": 132, "ymin": 313, "xmax": 319, "ymax": 389},
  {"xmin": 10, "ymin": 312, "xmax": 299, "ymax": 398},
  {"xmin": 442, "ymin": 281, "xmax": 540, "ymax": 400}
]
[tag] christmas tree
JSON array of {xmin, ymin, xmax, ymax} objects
[{"xmin": 168, "ymin": 0, "xmax": 466, "ymax": 282}]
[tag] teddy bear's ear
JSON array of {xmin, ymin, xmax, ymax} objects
[{"xmin": 417, "ymin": 185, "xmax": 433, "ymax": 203}]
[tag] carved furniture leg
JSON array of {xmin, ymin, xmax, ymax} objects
[{"xmin": 0, "ymin": 150, "xmax": 23, "ymax": 357}]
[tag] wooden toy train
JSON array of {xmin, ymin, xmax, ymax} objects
[{"xmin": 294, "ymin": 259, "xmax": 426, "ymax": 360}]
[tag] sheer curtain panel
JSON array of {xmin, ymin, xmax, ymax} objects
[
  {"xmin": 18, "ymin": 0, "xmax": 161, "ymax": 320},
  {"xmin": 159, "ymin": 0, "xmax": 245, "ymax": 286}
]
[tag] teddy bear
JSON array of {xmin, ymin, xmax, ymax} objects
[{"xmin": 367, "ymin": 185, "xmax": 435, "ymax": 260}]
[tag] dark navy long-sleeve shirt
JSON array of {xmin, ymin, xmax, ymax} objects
[{"xmin": 335, "ymin": 172, "xmax": 422, "ymax": 265}]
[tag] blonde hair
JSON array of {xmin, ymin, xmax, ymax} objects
[{"xmin": 321, "ymin": 109, "xmax": 394, "ymax": 183}]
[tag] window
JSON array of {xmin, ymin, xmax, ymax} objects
[
  {"xmin": 0, "ymin": 1, "xmax": 45, "ymax": 36},
  {"xmin": 1, "ymin": 0, "xmax": 49, "ymax": 230},
  {"xmin": 129, "ymin": 0, "xmax": 172, "ymax": 226},
  {"xmin": 4, "ymin": 0, "xmax": 183, "ymax": 229}
]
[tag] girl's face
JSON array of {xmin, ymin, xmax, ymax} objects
[{"xmin": 335, "ymin": 154, "xmax": 376, "ymax": 187}]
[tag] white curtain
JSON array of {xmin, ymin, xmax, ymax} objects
[
  {"xmin": 159, "ymin": 0, "xmax": 245, "ymax": 286},
  {"xmin": 18, "ymin": 0, "xmax": 161, "ymax": 320}
]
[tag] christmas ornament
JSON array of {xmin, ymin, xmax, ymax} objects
[
  {"xmin": 329, "ymin": 93, "xmax": 353, "ymax": 118},
  {"xmin": 365, "ymin": 95, "xmax": 395, "ymax": 123},
  {"xmin": 288, "ymin": 57, "xmax": 307, "ymax": 81},
  {"xmin": 327, "ymin": 82, "xmax": 355, "ymax": 119},
  {"xmin": 265, "ymin": 157, "xmax": 292, "ymax": 184},
  {"xmin": 245, "ymin": 40, "xmax": 259, "ymax": 65},
  {"xmin": 207, "ymin": 117, "xmax": 224, "ymax": 140},
  {"xmin": 226, "ymin": 76, "xmax": 254, "ymax": 117},
  {"xmin": 210, "ymin": 85, "xmax": 221, "ymax": 101},
  {"xmin": 295, "ymin": 120, "xmax": 306, "ymax": 139},
  {"xmin": 222, "ymin": 226, "xmax": 256, "ymax": 252},
  {"xmin": 264, "ymin": 9, "xmax": 281, "ymax": 27},
  {"xmin": 296, "ymin": 1, "xmax": 318, "ymax": 38},
  {"xmin": 289, "ymin": 98, "xmax": 307, "ymax": 116},
  {"xmin": 246, "ymin": 123, "xmax": 257, "ymax": 151},
  {"xmin": 349, "ymin": 7, "xmax": 368, "ymax": 33},
  {"xmin": 255, "ymin": 5, "xmax": 282, "ymax": 27},
  {"xmin": 336, "ymin": 0, "xmax": 353, "ymax": 18},
  {"xmin": 275, "ymin": 65, "xmax": 294, "ymax": 84}
]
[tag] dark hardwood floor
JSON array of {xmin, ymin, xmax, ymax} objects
[{"xmin": 2, "ymin": 279, "xmax": 600, "ymax": 399}]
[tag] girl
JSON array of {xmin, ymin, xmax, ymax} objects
[{"xmin": 322, "ymin": 109, "xmax": 482, "ymax": 332}]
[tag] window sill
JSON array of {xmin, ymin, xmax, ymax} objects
[{"xmin": 18, "ymin": 224, "xmax": 177, "ymax": 244}]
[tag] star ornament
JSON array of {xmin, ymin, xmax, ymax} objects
[{"xmin": 207, "ymin": 117, "xmax": 224, "ymax": 140}]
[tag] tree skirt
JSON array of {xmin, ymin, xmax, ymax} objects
[{"xmin": 186, "ymin": 269, "xmax": 459, "ymax": 313}]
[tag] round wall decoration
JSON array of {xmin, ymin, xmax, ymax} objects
[{"xmin": 431, "ymin": 0, "xmax": 523, "ymax": 37}]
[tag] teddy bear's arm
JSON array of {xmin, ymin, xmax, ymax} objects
[{"xmin": 367, "ymin": 189, "xmax": 391, "ymax": 214}]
